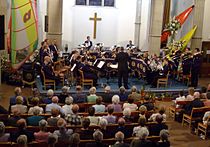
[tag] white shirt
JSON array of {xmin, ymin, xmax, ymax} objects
[
  {"xmin": 203, "ymin": 111, "xmax": 210, "ymax": 125},
  {"xmin": 28, "ymin": 106, "xmax": 44, "ymax": 114},
  {"xmin": 62, "ymin": 104, "xmax": 73, "ymax": 115},
  {"xmin": 45, "ymin": 103, "xmax": 64, "ymax": 115},
  {"xmin": 123, "ymin": 103, "xmax": 138, "ymax": 111}
]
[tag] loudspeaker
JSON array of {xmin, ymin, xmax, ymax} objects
[
  {"xmin": 44, "ymin": 15, "xmax": 48, "ymax": 32},
  {"xmin": 0, "ymin": 15, "xmax": 5, "ymax": 50}
]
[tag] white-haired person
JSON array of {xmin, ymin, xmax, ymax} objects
[
  {"xmin": 45, "ymin": 96, "xmax": 65, "ymax": 115},
  {"xmin": 86, "ymin": 130, "xmax": 108, "ymax": 147},
  {"xmin": 156, "ymin": 129, "xmax": 170, "ymax": 147},
  {"xmin": 87, "ymin": 87, "xmax": 98, "ymax": 103},
  {"xmin": 62, "ymin": 96, "xmax": 74, "ymax": 115},
  {"xmin": 92, "ymin": 96, "xmax": 105, "ymax": 113},
  {"xmin": 34, "ymin": 119, "xmax": 51, "ymax": 143},
  {"xmin": 130, "ymin": 127, "xmax": 155, "ymax": 147},
  {"xmin": 0, "ymin": 122, "xmax": 10, "ymax": 142},
  {"xmin": 17, "ymin": 135, "xmax": 28, "ymax": 147},
  {"xmin": 185, "ymin": 87, "xmax": 195, "ymax": 101},
  {"xmin": 11, "ymin": 96, "xmax": 28, "ymax": 114},
  {"xmin": 107, "ymin": 95, "xmax": 122, "ymax": 112},
  {"xmin": 98, "ymin": 86, "xmax": 113, "ymax": 103},
  {"xmin": 42, "ymin": 89, "xmax": 54, "ymax": 104},
  {"xmin": 28, "ymin": 97, "xmax": 43, "ymax": 114},
  {"xmin": 122, "ymin": 108, "xmax": 134, "ymax": 124},
  {"xmin": 112, "ymin": 131, "xmax": 129, "ymax": 147},
  {"xmin": 99, "ymin": 118, "xmax": 113, "ymax": 139},
  {"xmin": 59, "ymin": 86, "xmax": 70, "ymax": 103}
]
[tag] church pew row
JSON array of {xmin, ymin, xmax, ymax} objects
[
  {"xmin": 0, "ymin": 136, "xmax": 160, "ymax": 147},
  {"xmin": 5, "ymin": 122, "xmax": 167, "ymax": 133}
]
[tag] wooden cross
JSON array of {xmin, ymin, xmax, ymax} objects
[{"xmin": 89, "ymin": 12, "xmax": 102, "ymax": 39}]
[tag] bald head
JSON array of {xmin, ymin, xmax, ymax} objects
[{"xmin": 52, "ymin": 96, "xmax": 59, "ymax": 103}]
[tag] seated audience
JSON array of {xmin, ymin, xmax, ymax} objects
[
  {"xmin": 185, "ymin": 87, "xmax": 195, "ymax": 101},
  {"xmin": 28, "ymin": 88, "xmax": 41, "ymax": 104},
  {"xmin": 116, "ymin": 118, "xmax": 132, "ymax": 138},
  {"xmin": 86, "ymin": 130, "xmax": 108, "ymax": 147},
  {"xmin": 102, "ymin": 105, "xmax": 116, "ymax": 124},
  {"xmin": 10, "ymin": 119, "xmax": 34, "ymax": 142},
  {"xmin": 0, "ymin": 122, "xmax": 10, "ymax": 142},
  {"xmin": 27, "ymin": 108, "xmax": 44, "ymax": 126},
  {"xmin": 123, "ymin": 96, "xmax": 138, "ymax": 111},
  {"xmin": 9, "ymin": 87, "xmax": 27, "ymax": 106},
  {"xmin": 174, "ymin": 90, "xmax": 186, "ymax": 108},
  {"xmin": 107, "ymin": 95, "xmax": 122, "ymax": 112},
  {"xmin": 202, "ymin": 110, "xmax": 210, "ymax": 125},
  {"xmin": 128, "ymin": 86, "xmax": 141, "ymax": 102},
  {"xmin": 65, "ymin": 104, "xmax": 82, "ymax": 125},
  {"xmin": 133, "ymin": 117, "xmax": 147, "ymax": 137},
  {"xmin": 62, "ymin": 96, "xmax": 73, "ymax": 115},
  {"xmin": 16, "ymin": 135, "xmax": 28, "ymax": 147},
  {"xmin": 149, "ymin": 115, "xmax": 168, "ymax": 136},
  {"xmin": 122, "ymin": 108, "xmax": 134, "ymax": 124},
  {"xmin": 200, "ymin": 87, "xmax": 207, "ymax": 99},
  {"xmin": 93, "ymin": 96, "xmax": 106, "ymax": 113},
  {"xmin": 118, "ymin": 86, "xmax": 128, "ymax": 102},
  {"xmin": 204, "ymin": 92, "xmax": 210, "ymax": 106},
  {"xmin": 69, "ymin": 133, "xmax": 80, "ymax": 147},
  {"xmin": 86, "ymin": 107, "xmax": 100, "ymax": 125},
  {"xmin": 148, "ymin": 106, "xmax": 166, "ymax": 122},
  {"xmin": 45, "ymin": 96, "xmax": 64, "ymax": 115},
  {"xmin": 11, "ymin": 96, "xmax": 28, "ymax": 114},
  {"xmin": 141, "ymin": 94, "xmax": 154, "ymax": 111},
  {"xmin": 156, "ymin": 129, "xmax": 170, "ymax": 147},
  {"xmin": 184, "ymin": 92, "xmax": 204, "ymax": 115},
  {"xmin": 48, "ymin": 133, "xmax": 58, "ymax": 147},
  {"xmin": 59, "ymin": 86, "xmax": 69, "ymax": 103},
  {"xmin": 7, "ymin": 108, "xmax": 22, "ymax": 127},
  {"xmin": 34, "ymin": 119, "xmax": 51, "ymax": 143},
  {"xmin": 87, "ymin": 87, "xmax": 98, "ymax": 103},
  {"xmin": 77, "ymin": 118, "xmax": 94, "ymax": 140},
  {"xmin": 47, "ymin": 108, "xmax": 61, "ymax": 126},
  {"xmin": 112, "ymin": 131, "xmax": 129, "ymax": 147},
  {"xmin": 28, "ymin": 97, "xmax": 44, "ymax": 114},
  {"xmin": 99, "ymin": 118, "xmax": 113, "ymax": 139},
  {"xmin": 42, "ymin": 89, "xmax": 54, "ymax": 104},
  {"xmin": 53, "ymin": 118, "xmax": 73, "ymax": 142},
  {"xmin": 72, "ymin": 85, "xmax": 87, "ymax": 103},
  {"xmin": 130, "ymin": 127, "xmax": 155, "ymax": 147},
  {"xmin": 139, "ymin": 105, "xmax": 147, "ymax": 119},
  {"xmin": 98, "ymin": 86, "xmax": 113, "ymax": 103}
]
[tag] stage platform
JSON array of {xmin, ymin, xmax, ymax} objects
[{"xmin": 36, "ymin": 76, "xmax": 201, "ymax": 96}]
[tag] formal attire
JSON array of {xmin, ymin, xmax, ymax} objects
[
  {"xmin": 49, "ymin": 44, "xmax": 58, "ymax": 62},
  {"xmin": 191, "ymin": 53, "xmax": 202, "ymax": 87},
  {"xmin": 72, "ymin": 93, "xmax": 87, "ymax": 103},
  {"xmin": 115, "ymin": 51, "xmax": 130, "ymax": 89},
  {"xmin": 84, "ymin": 40, "xmax": 93, "ymax": 50}
]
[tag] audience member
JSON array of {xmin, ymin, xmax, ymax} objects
[
  {"xmin": 112, "ymin": 131, "xmax": 129, "ymax": 147},
  {"xmin": 133, "ymin": 117, "xmax": 147, "ymax": 137},
  {"xmin": 10, "ymin": 119, "xmax": 34, "ymax": 142},
  {"xmin": 123, "ymin": 96, "xmax": 138, "ymax": 111},
  {"xmin": 86, "ymin": 107, "xmax": 100, "ymax": 125},
  {"xmin": 128, "ymin": 86, "xmax": 141, "ymax": 102},
  {"xmin": 47, "ymin": 108, "xmax": 61, "ymax": 126},
  {"xmin": 116, "ymin": 118, "xmax": 132, "ymax": 138},
  {"xmin": 204, "ymin": 92, "xmax": 210, "ymax": 106},
  {"xmin": 53, "ymin": 118, "xmax": 73, "ymax": 142},
  {"xmin": 202, "ymin": 110, "xmax": 210, "ymax": 125},
  {"xmin": 27, "ymin": 108, "xmax": 44, "ymax": 126},
  {"xmin": 185, "ymin": 87, "xmax": 195, "ymax": 101},
  {"xmin": 141, "ymin": 94, "xmax": 154, "ymax": 111},
  {"xmin": 0, "ymin": 122, "xmax": 10, "ymax": 142},
  {"xmin": 99, "ymin": 118, "xmax": 113, "ymax": 139},
  {"xmin": 34, "ymin": 119, "xmax": 51, "ymax": 143},
  {"xmin": 16, "ymin": 135, "xmax": 28, "ymax": 147},
  {"xmin": 7, "ymin": 108, "xmax": 22, "ymax": 127},
  {"xmin": 48, "ymin": 133, "xmax": 58, "ymax": 147},
  {"xmin": 122, "ymin": 108, "xmax": 134, "ymax": 124},
  {"xmin": 93, "ymin": 96, "xmax": 106, "ymax": 113},
  {"xmin": 45, "ymin": 96, "xmax": 64, "ymax": 115},
  {"xmin": 86, "ymin": 130, "xmax": 108, "ymax": 147},
  {"xmin": 59, "ymin": 86, "xmax": 69, "ymax": 103},
  {"xmin": 118, "ymin": 86, "xmax": 128, "ymax": 102},
  {"xmin": 148, "ymin": 106, "xmax": 166, "ymax": 122},
  {"xmin": 156, "ymin": 129, "xmax": 170, "ymax": 147},
  {"xmin": 98, "ymin": 86, "xmax": 113, "ymax": 103},
  {"xmin": 11, "ymin": 96, "xmax": 28, "ymax": 114},
  {"xmin": 174, "ymin": 90, "xmax": 186, "ymax": 108},
  {"xmin": 72, "ymin": 85, "xmax": 87, "ymax": 103},
  {"xmin": 149, "ymin": 115, "xmax": 168, "ymax": 136},
  {"xmin": 69, "ymin": 133, "xmax": 80, "ymax": 147},
  {"xmin": 28, "ymin": 97, "xmax": 43, "ymax": 114},
  {"xmin": 102, "ymin": 105, "xmax": 116, "ymax": 124},
  {"xmin": 62, "ymin": 96, "xmax": 73, "ymax": 115},
  {"xmin": 77, "ymin": 118, "xmax": 94, "ymax": 140},
  {"xmin": 139, "ymin": 105, "xmax": 147, "ymax": 119},
  {"xmin": 28, "ymin": 88, "xmax": 41, "ymax": 104},
  {"xmin": 42, "ymin": 89, "xmax": 54, "ymax": 104},
  {"xmin": 9, "ymin": 87, "xmax": 27, "ymax": 106},
  {"xmin": 65, "ymin": 104, "xmax": 82, "ymax": 125},
  {"xmin": 107, "ymin": 95, "xmax": 122, "ymax": 112},
  {"xmin": 87, "ymin": 87, "xmax": 98, "ymax": 103}
]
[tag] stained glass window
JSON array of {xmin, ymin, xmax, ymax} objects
[
  {"xmin": 89, "ymin": 0, "xmax": 102, "ymax": 6},
  {"xmin": 104, "ymin": 0, "xmax": 115, "ymax": 7},
  {"xmin": 76, "ymin": 0, "xmax": 86, "ymax": 5}
]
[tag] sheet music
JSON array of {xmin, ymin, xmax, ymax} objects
[
  {"xmin": 93, "ymin": 59, "xmax": 98, "ymax": 66},
  {"xmin": 110, "ymin": 64, "xmax": 118, "ymax": 69},
  {"xmin": 97, "ymin": 61, "xmax": 105, "ymax": 68},
  {"xmin": 71, "ymin": 64, "xmax": 76, "ymax": 71}
]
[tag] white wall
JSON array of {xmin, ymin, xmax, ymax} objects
[
  {"xmin": 202, "ymin": 0, "xmax": 210, "ymax": 41},
  {"xmin": 62, "ymin": 0, "xmax": 137, "ymax": 50}
]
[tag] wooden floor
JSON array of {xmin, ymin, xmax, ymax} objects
[{"xmin": 0, "ymin": 77, "xmax": 210, "ymax": 147}]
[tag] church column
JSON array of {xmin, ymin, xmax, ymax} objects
[
  {"xmin": 0, "ymin": 0, "xmax": 7, "ymax": 85},
  {"xmin": 134, "ymin": 0, "xmax": 142, "ymax": 48},
  {"xmin": 190, "ymin": 0, "xmax": 205, "ymax": 50},
  {"xmin": 148, "ymin": 0, "xmax": 165, "ymax": 55},
  {"xmin": 47, "ymin": 0, "xmax": 63, "ymax": 49}
]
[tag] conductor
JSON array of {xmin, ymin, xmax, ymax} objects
[{"xmin": 115, "ymin": 47, "xmax": 130, "ymax": 89}]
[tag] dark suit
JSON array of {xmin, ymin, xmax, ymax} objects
[
  {"xmin": 42, "ymin": 63, "xmax": 60, "ymax": 84},
  {"xmin": 115, "ymin": 51, "xmax": 130, "ymax": 89},
  {"xmin": 81, "ymin": 64, "xmax": 98, "ymax": 86},
  {"xmin": 49, "ymin": 44, "xmax": 58, "ymax": 62},
  {"xmin": 191, "ymin": 53, "xmax": 202, "ymax": 87},
  {"xmin": 85, "ymin": 40, "xmax": 93, "ymax": 50}
]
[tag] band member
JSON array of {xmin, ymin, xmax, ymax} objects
[
  {"xmin": 191, "ymin": 48, "xmax": 202, "ymax": 87},
  {"xmin": 126, "ymin": 40, "xmax": 134, "ymax": 48},
  {"xmin": 115, "ymin": 47, "xmax": 130, "ymax": 89},
  {"xmin": 49, "ymin": 39, "xmax": 59, "ymax": 62},
  {"xmin": 84, "ymin": 36, "xmax": 93, "ymax": 50},
  {"xmin": 182, "ymin": 47, "xmax": 192, "ymax": 75}
]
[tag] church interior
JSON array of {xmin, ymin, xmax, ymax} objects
[{"xmin": 0, "ymin": 0, "xmax": 210, "ymax": 146}]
